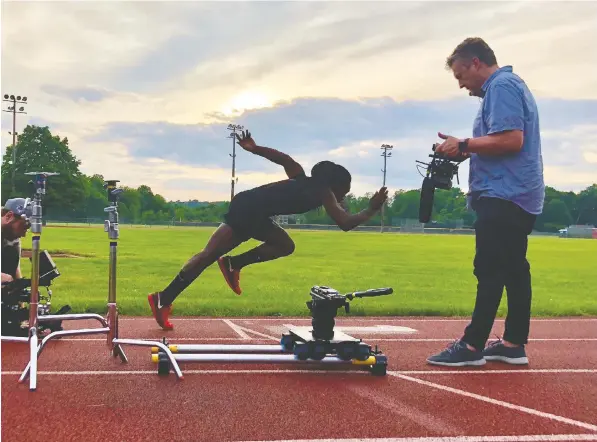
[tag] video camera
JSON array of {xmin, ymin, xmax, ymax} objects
[
  {"xmin": 306, "ymin": 286, "xmax": 393, "ymax": 340},
  {"xmin": 415, "ymin": 143, "xmax": 468, "ymax": 223},
  {"xmin": 1, "ymin": 250, "xmax": 70, "ymax": 337}
]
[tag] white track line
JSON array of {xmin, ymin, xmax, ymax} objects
[
  {"xmin": 347, "ymin": 385, "xmax": 461, "ymax": 434},
  {"xmin": 32, "ymin": 337, "xmax": 597, "ymax": 342},
  {"xmin": 118, "ymin": 318, "xmax": 597, "ymax": 322},
  {"xmin": 233, "ymin": 325, "xmax": 281, "ymax": 341},
  {"xmin": 390, "ymin": 373, "xmax": 597, "ymax": 432},
  {"xmin": 392, "ymin": 369, "xmax": 597, "ymax": 375},
  {"xmin": 2, "ymin": 369, "xmax": 595, "ymax": 376},
  {"xmin": 238, "ymin": 435, "xmax": 597, "ymax": 442},
  {"xmin": 55, "ymin": 337, "xmax": 252, "ymax": 342},
  {"xmin": 1, "ymin": 369, "xmax": 368, "ymax": 376},
  {"xmin": 374, "ymin": 338, "xmax": 597, "ymax": 342},
  {"xmin": 221, "ymin": 319, "xmax": 251, "ymax": 340}
]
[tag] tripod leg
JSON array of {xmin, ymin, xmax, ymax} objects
[
  {"xmin": 27, "ymin": 329, "xmax": 38, "ymax": 391},
  {"xmin": 113, "ymin": 344, "xmax": 128, "ymax": 363}
]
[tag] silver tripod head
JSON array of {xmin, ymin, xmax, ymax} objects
[
  {"xmin": 23, "ymin": 172, "xmax": 60, "ymax": 234},
  {"xmin": 103, "ymin": 181, "xmax": 122, "ymax": 240}
]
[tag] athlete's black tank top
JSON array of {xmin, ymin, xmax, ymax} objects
[{"xmin": 231, "ymin": 172, "xmax": 324, "ymax": 217}]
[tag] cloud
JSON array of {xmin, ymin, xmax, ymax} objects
[
  {"xmin": 2, "ymin": 1, "xmax": 596, "ymax": 129},
  {"xmin": 66, "ymin": 96, "xmax": 596, "ymax": 200},
  {"xmin": 39, "ymin": 85, "xmax": 113, "ymax": 103},
  {"xmin": 1, "ymin": 1, "xmax": 596, "ymax": 201}
]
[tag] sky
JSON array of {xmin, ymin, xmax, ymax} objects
[{"xmin": 2, "ymin": 0, "xmax": 596, "ymax": 202}]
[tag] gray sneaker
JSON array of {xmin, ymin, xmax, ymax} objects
[
  {"xmin": 427, "ymin": 339, "xmax": 486, "ymax": 367},
  {"xmin": 482, "ymin": 338, "xmax": 529, "ymax": 365}
]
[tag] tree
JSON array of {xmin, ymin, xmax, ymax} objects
[
  {"xmin": 538, "ymin": 199, "xmax": 573, "ymax": 231},
  {"xmin": 1, "ymin": 125, "xmax": 86, "ymax": 217}
]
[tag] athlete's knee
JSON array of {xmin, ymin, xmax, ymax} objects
[{"xmin": 280, "ymin": 238, "xmax": 295, "ymax": 256}]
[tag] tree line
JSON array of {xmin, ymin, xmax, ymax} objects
[{"xmin": 2, "ymin": 125, "xmax": 596, "ymax": 232}]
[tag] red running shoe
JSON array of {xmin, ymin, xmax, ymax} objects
[
  {"xmin": 218, "ymin": 256, "xmax": 242, "ymax": 295},
  {"xmin": 148, "ymin": 292, "xmax": 173, "ymax": 330}
]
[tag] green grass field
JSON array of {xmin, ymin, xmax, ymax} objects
[{"xmin": 19, "ymin": 225, "xmax": 597, "ymax": 318}]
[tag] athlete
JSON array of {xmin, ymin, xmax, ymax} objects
[{"xmin": 148, "ymin": 130, "xmax": 388, "ymax": 330}]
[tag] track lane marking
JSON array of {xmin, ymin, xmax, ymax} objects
[
  {"xmin": 2, "ymin": 368, "xmax": 596, "ymax": 376},
  {"xmin": 389, "ymin": 373, "xmax": 597, "ymax": 432},
  {"xmin": 237, "ymin": 435, "xmax": 597, "ymax": 442},
  {"xmin": 221, "ymin": 319, "xmax": 251, "ymax": 340}
]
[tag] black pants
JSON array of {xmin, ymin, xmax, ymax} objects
[{"xmin": 462, "ymin": 197, "xmax": 537, "ymax": 351}]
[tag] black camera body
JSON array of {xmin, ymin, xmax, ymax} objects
[
  {"xmin": 1, "ymin": 250, "xmax": 70, "ymax": 337},
  {"xmin": 416, "ymin": 144, "xmax": 468, "ymax": 224}
]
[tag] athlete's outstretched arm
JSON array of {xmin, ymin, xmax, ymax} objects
[
  {"xmin": 236, "ymin": 130, "xmax": 305, "ymax": 179},
  {"xmin": 322, "ymin": 186, "xmax": 388, "ymax": 232}
]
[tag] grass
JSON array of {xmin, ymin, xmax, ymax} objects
[{"xmin": 19, "ymin": 225, "xmax": 597, "ymax": 318}]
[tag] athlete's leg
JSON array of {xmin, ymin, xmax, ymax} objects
[
  {"xmin": 218, "ymin": 219, "xmax": 295, "ymax": 295},
  {"xmin": 148, "ymin": 223, "xmax": 245, "ymax": 329}
]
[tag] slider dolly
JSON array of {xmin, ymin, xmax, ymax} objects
[{"xmin": 152, "ymin": 286, "xmax": 393, "ymax": 376}]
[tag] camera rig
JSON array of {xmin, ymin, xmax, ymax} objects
[
  {"xmin": 1, "ymin": 250, "xmax": 70, "ymax": 337},
  {"xmin": 416, "ymin": 143, "xmax": 468, "ymax": 223},
  {"xmin": 152, "ymin": 285, "xmax": 394, "ymax": 376}
]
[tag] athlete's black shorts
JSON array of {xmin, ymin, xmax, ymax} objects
[{"xmin": 223, "ymin": 195, "xmax": 283, "ymax": 242}]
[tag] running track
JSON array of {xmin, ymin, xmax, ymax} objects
[{"xmin": 2, "ymin": 316, "xmax": 597, "ymax": 442}]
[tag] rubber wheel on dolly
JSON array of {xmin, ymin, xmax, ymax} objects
[
  {"xmin": 336, "ymin": 341, "xmax": 356, "ymax": 361},
  {"xmin": 294, "ymin": 343, "xmax": 310, "ymax": 361},
  {"xmin": 280, "ymin": 334, "xmax": 295, "ymax": 352},
  {"xmin": 309, "ymin": 341, "xmax": 327, "ymax": 361},
  {"xmin": 355, "ymin": 343, "xmax": 372, "ymax": 361},
  {"xmin": 370, "ymin": 363, "xmax": 387, "ymax": 376},
  {"xmin": 158, "ymin": 354, "xmax": 170, "ymax": 376}
]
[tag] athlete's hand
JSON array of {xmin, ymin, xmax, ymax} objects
[
  {"xmin": 235, "ymin": 130, "xmax": 257, "ymax": 152},
  {"xmin": 368, "ymin": 187, "xmax": 388, "ymax": 212},
  {"xmin": 1, "ymin": 273, "xmax": 13, "ymax": 284}
]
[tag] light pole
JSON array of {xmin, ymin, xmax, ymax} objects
[
  {"xmin": 380, "ymin": 144, "xmax": 393, "ymax": 232},
  {"xmin": 2, "ymin": 94, "xmax": 28, "ymax": 194},
  {"xmin": 226, "ymin": 123, "xmax": 244, "ymax": 201}
]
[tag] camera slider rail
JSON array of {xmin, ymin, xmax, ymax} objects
[{"xmin": 151, "ymin": 286, "xmax": 393, "ymax": 377}]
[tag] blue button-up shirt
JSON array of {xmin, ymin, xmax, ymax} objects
[{"xmin": 468, "ymin": 66, "xmax": 545, "ymax": 215}]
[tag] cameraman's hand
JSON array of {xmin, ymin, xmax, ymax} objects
[
  {"xmin": 368, "ymin": 187, "xmax": 388, "ymax": 212},
  {"xmin": 435, "ymin": 132, "xmax": 461, "ymax": 157},
  {"xmin": 1, "ymin": 273, "xmax": 13, "ymax": 285}
]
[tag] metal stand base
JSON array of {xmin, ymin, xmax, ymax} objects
[
  {"xmin": 17, "ymin": 315, "xmax": 123, "ymax": 390},
  {"xmin": 2, "ymin": 175, "xmax": 184, "ymax": 391},
  {"xmin": 152, "ymin": 327, "xmax": 388, "ymax": 377},
  {"xmin": 14, "ymin": 314, "xmax": 183, "ymax": 390}
]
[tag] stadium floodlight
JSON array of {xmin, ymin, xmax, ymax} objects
[
  {"xmin": 2, "ymin": 93, "xmax": 29, "ymax": 193},
  {"xmin": 380, "ymin": 144, "xmax": 393, "ymax": 232},
  {"xmin": 226, "ymin": 123, "xmax": 245, "ymax": 201}
]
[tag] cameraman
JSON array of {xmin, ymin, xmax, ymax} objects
[
  {"xmin": 427, "ymin": 38, "xmax": 544, "ymax": 367},
  {"xmin": 2, "ymin": 198, "xmax": 31, "ymax": 288}
]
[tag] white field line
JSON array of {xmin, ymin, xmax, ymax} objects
[
  {"xmin": 237, "ymin": 435, "xmax": 597, "ymax": 442},
  {"xmin": 2, "ymin": 369, "xmax": 596, "ymax": 376},
  {"xmin": 118, "ymin": 318, "xmax": 597, "ymax": 322},
  {"xmin": 23, "ymin": 337, "xmax": 597, "ymax": 342},
  {"xmin": 389, "ymin": 373, "xmax": 597, "ymax": 432},
  {"xmin": 221, "ymin": 319, "xmax": 251, "ymax": 340}
]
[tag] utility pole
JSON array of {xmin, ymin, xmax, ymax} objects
[
  {"xmin": 380, "ymin": 144, "xmax": 393, "ymax": 232},
  {"xmin": 226, "ymin": 123, "xmax": 244, "ymax": 201},
  {"xmin": 2, "ymin": 94, "xmax": 28, "ymax": 195}
]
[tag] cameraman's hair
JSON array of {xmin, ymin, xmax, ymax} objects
[
  {"xmin": 1, "ymin": 208, "xmax": 9, "ymax": 216},
  {"xmin": 446, "ymin": 37, "xmax": 497, "ymax": 69}
]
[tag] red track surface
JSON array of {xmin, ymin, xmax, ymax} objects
[{"xmin": 2, "ymin": 316, "xmax": 597, "ymax": 442}]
